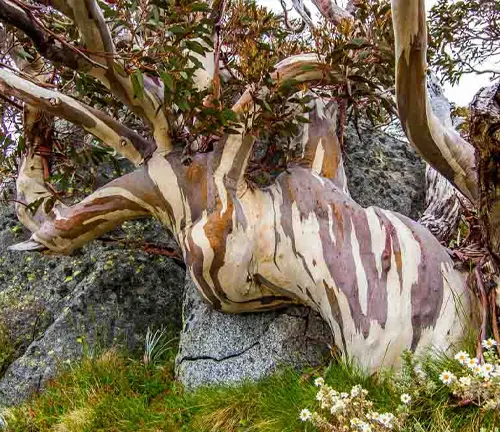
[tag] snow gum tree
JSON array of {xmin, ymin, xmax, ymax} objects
[{"xmin": 0, "ymin": 0, "xmax": 498, "ymax": 370}]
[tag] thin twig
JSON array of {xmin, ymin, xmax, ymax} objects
[
  {"xmin": 475, "ymin": 265, "xmax": 489, "ymax": 363},
  {"xmin": 490, "ymin": 289, "xmax": 500, "ymax": 357}
]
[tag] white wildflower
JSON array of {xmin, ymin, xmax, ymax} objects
[
  {"xmin": 459, "ymin": 376, "xmax": 472, "ymax": 386},
  {"xmin": 367, "ymin": 411, "xmax": 380, "ymax": 421},
  {"xmin": 472, "ymin": 364, "xmax": 483, "ymax": 376},
  {"xmin": 299, "ymin": 409, "xmax": 312, "ymax": 422},
  {"xmin": 378, "ymin": 412, "xmax": 395, "ymax": 429},
  {"xmin": 400, "ymin": 393, "xmax": 411, "ymax": 404},
  {"xmin": 351, "ymin": 418, "xmax": 362, "ymax": 427},
  {"xmin": 454, "ymin": 351, "xmax": 470, "ymax": 365},
  {"xmin": 340, "ymin": 392, "xmax": 349, "ymax": 399},
  {"xmin": 350, "ymin": 384, "xmax": 363, "ymax": 397},
  {"xmin": 466, "ymin": 357, "xmax": 480, "ymax": 369},
  {"xmin": 360, "ymin": 422, "xmax": 373, "ymax": 432},
  {"xmin": 482, "ymin": 338, "xmax": 498, "ymax": 350},
  {"xmin": 481, "ymin": 363, "xmax": 495, "ymax": 378},
  {"xmin": 439, "ymin": 370, "xmax": 456, "ymax": 385},
  {"xmin": 316, "ymin": 389, "xmax": 325, "ymax": 401},
  {"xmin": 314, "ymin": 377, "xmax": 325, "ymax": 387},
  {"xmin": 414, "ymin": 364, "xmax": 427, "ymax": 380},
  {"xmin": 331, "ymin": 400, "xmax": 347, "ymax": 414}
]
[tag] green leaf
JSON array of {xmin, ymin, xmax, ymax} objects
[
  {"xmin": 170, "ymin": 25, "xmax": 186, "ymax": 35},
  {"xmin": 131, "ymin": 69, "xmax": 144, "ymax": 100},
  {"xmin": 160, "ymin": 71, "xmax": 175, "ymax": 92},
  {"xmin": 295, "ymin": 115, "xmax": 310, "ymax": 123},
  {"xmin": 190, "ymin": 2, "xmax": 210, "ymax": 12},
  {"xmin": 113, "ymin": 62, "xmax": 127, "ymax": 77},
  {"xmin": 185, "ymin": 40, "xmax": 206, "ymax": 56}
]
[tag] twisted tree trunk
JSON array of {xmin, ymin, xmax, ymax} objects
[{"xmin": 0, "ymin": 0, "xmax": 477, "ymax": 371}]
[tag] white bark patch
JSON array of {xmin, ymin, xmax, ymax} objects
[
  {"xmin": 312, "ymin": 138, "xmax": 325, "ymax": 174},
  {"xmin": 191, "ymin": 210, "xmax": 216, "ymax": 292},
  {"xmin": 391, "ymin": 0, "xmax": 421, "ymax": 65},
  {"xmin": 82, "ymin": 208, "xmax": 141, "ymax": 227},
  {"xmin": 382, "ymin": 210, "xmax": 421, "ymax": 290},
  {"xmin": 214, "ymin": 131, "xmax": 245, "ymax": 214},
  {"xmin": 327, "ymin": 204, "xmax": 336, "ymax": 245},
  {"xmin": 216, "ymin": 211, "xmax": 256, "ymax": 302},
  {"xmin": 365, "ymin": 207, "xmax": 386, "ymax": 279},
  {"xmin": 349, "ymin": 222, "xmax": 369, "ymax": 316},
  {"xmin": 416, "ymin": 262, "xmax": 469, "ymax": 355},
  {"xmin": 147, "ymin": 155, "xmax": 189, "ymax": 232}
]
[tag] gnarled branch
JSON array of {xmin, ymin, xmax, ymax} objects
[
  {"xmin": 16, "ymin": 0, "xmax": 173, "ymax": 152},
  {"xmin": 391, "ymin": 0, "xmax": 478, "ymax": 203},
  {"xmin": 0, "ymin": 67, "xmax": 156, "ymax": 164}
]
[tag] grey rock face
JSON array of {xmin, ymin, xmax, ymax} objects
[
  {"xmin": 176, "ymin": 277, "xmax": 333, "ymax": 389},
  {"xmin": 0, "ymin": 207, "xmax": 185, "ymax": 406},
  {"xmin": 344, "ymin": 122, "xmax": 426, "ymax": 220}
]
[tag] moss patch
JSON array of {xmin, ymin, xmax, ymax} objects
[{"xmin": 0, "ymin": 320, "xmax": 15, "ymax": 378}]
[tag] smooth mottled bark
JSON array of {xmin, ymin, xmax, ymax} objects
[
  {"xmin": 0, "ymin": 0, "xmax": 476, "ymax": 371},
  {"xmin": 391, "ymin": 0, "xmax": 478, "ymax": 203},
  {"xmin": 419, "ymin": 75, "xmax": 463, "ymax": 243}
]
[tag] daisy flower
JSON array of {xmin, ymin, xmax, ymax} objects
[
  {"xmin": 481, "ymin": 363, "xmax": 495, "ymax": 378},
  {"xmin": 360, "ymin": 422, "xmax": 372, "ymax": 432},
  {"xmin": 350, "ymin": 385, "xmax": 363, "ymax": 397},
  {"xmin": 439, "ymin": 370, "xmax": 456, "ymax": 385},
  {"xmin": 299, "ymin": 409, "xmax": 311, "ymax": 422},
  {"xmin": 466, "ymin": 357, "xmax": 479, "ymax": 369},
  {"xmin": 314, "ymin": 377, "xmax": 325, "ymax": 387},
  {"xmin": 454, "ymin": 351, "xmax": 469, "ymax": 365},
  {"xmin": 316, "ymin": 389, "xmax": 325, "ymax": 401},
  {"xmin": 378, "ymin": 413, "xmax": 395, "ymax": 428},
  {"xmin": 400, "ymin": 393, "xmax": 411, "ymax": 404},
  {"xmin": 472, "ymin": 364, "xmax": 483, "ymax": 376},
  {"xmin": 482, "ymin": 338, "xmax": 498, "ymax": 350}
]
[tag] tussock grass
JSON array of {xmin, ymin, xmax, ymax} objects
[{"xmin": 1, "ymin": 339, "xmax": 499, "ymax": 431}]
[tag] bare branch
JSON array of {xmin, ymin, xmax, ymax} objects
[
  {"xmin": 391, "ymin": 0, "xmax": 478, "ymax": 203},
  {"xmin": 290, "ymin": 0, "xmax": 314, "ymax": 28},
  {"xmin": 23, "ymin": 0, "xmax": 172, "ymax": 152},
  {"xmin": 32, "ymin": 167, "xmax": 162, "ymax": 254},
  {"xmin": 311, "ymin": 0, "xmax": 353, "ymax": 25},
  {"xmin": 0, "ymin": 67, "xmax": 156, "ymax": 164}
]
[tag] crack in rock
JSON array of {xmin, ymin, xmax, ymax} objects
[{"xmin": 178, "ymin": 340, "xmax": 261, "ymax": 364}]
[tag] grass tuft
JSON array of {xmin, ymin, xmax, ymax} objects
[{"xmin": 2, "ymin": 339, "xmax": 499, "ymax": 431}]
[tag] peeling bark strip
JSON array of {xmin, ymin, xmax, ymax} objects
[{"xmin": 391, "ymin": 0, "xmax": 478, "ymax": 203}]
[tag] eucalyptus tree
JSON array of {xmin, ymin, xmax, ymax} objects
[{"xmin": 0, "ymin": 0, "xmax": 496, "ymax": 371}]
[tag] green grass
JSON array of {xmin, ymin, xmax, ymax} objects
[{"xmin": 2, "ymin": 341, "xmax": 499, "ymax": 432}]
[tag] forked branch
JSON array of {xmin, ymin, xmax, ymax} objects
[{"xmin": 20, "ymin": 0, "xmax": 172, "ymax": 152}]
